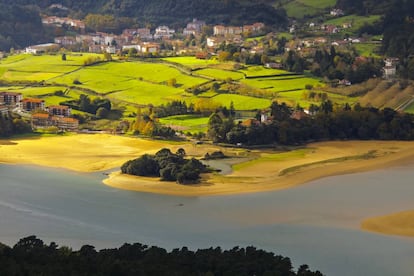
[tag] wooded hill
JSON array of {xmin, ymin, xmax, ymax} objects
[{"xmin": 0, "ymin": 0, "xmax": 288, "ymax": 27}]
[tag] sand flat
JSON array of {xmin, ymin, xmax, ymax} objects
[
  {"xmin": 2, "ymin": 136, "xmax": 414, "ymax": 197},
  {"xmin": 361, "ymin": 210, "xmax": 414, "ymax": 237},
  {"xmin": 0, "ymin": 134, "xmax": 168, "ymax": 172}
]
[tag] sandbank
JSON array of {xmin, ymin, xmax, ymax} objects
[
  {"xmin": 2, "ymin": 135, "xmax": 414, "ymax": 197},
  {"xmin": 104, "ymin": 140, "xmax": 414, "ymax": 196},
  {"xmin": 361, "ymin": 210, "xmax": 414, "ymax": 237},
  {"xmin": 0, "ymin": 134, "xmax": 169, "ymax": 172}
]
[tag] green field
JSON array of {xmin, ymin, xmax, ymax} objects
[
  {"xmin": 324, "ymin": 15, "xmax": 381, "ymax": 32},
  {"xmin": 161, "ymin": 56, "xmax": 218, "ymax": 69},
  {"xmin": 241, "ymin": 75, "xmax": 323, "ymax": 93},
  {"xmin": 159, "ymin": 114, "xmax": 210, "ymax": 133},
  {"xmin": 195, "ymin": 68, "xmax": 245, "ymax": 80},
  {"xmin": 0, "ymin": 53, "xmax": 361, "ymax": 132},
  {"xmin": 282, "ymin": 0, "xmax": 335, "ymax": 18},
  {"xmin": 353, "ymin": 43, "xmax": 381, "ymax": 57},
  {"xmin": 240, "ymin": 66, "xmax": 293, "ymax": 77},
  {"xmin": 0, "ymin": 53, "xmax": 101, "ymax": 82}
]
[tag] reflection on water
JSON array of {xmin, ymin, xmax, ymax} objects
[{"xmin": 0, "ymin": 164, "xmax": 413, "ymax": 276}]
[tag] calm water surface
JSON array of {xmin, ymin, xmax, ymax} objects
[{"xmin": 0, "ymin": 164, "xmax": 414, "ymax": 276}]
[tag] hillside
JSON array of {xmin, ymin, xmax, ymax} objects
[{"xmin": 0, "ymin": 0, "xmax": 287, "ymax": 26}]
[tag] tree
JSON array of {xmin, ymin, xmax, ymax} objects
[
  {"xmin": 96, "ymin": 107, "xmax": 109, "ymax": 119},
  {"xmin": 207, "ymin": 112, "xmax": 223, "ymax": 142},
  {"xmin": 176, "ymin": 148, "xmax": 186, "ymax": 157}
]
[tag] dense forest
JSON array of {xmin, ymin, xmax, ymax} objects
[
  {"xmin": 0, "ymin": 235, "xmax": 324, "ymax": 275},
  {"xmin": 0, "ymin": 4, "xmax": 47, "ymax": 51}
]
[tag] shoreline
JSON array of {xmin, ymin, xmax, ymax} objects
[
  {"xmin": 103, "ymin": 140, "xmax": 414, "ymax": 196},
  {"xmin": 2, "ymin": 134, "xmax": 414, "ymax": 237},
  {"xmin": 2, "ymin": 135, "xmax": 414, "ymax": 198}
]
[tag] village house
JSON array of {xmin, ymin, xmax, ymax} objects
[
  {"xmin": 19, "ymin": 98, "xmax": 45, "ymax": 112},
  {"xmin": 330, "ymin": 9, "xmax": 344, "ymax": 17},
  {"xmin": 242, "ymin": 22, "xmax": 265, "ymax": 34},
  {"xmin": 42, "ymin": 16, "xmax": 85, "ymax": 30},
  {"xmin": 183, "ymin": 19, "xmax": 206, "ymax": 36},
  {"xmin": 0, "ymin": 92, "xmax": 22, "ymax": 106},
  {"xmin": 264, "ymin": 62, "xmax": 283, "ymax": 69},
  {"xmin": 154, "ymin": 26, "xmax": 175, "ymax": 39},
  {"xmin": 32, "ymin": 113, "xmax": 79, "ymax": 130},
  {"xmin": 136, "ymin": 28, "xmax": 153, "ymax": 40},
  {"xmin": 214, "ymin": 25, "xmax": 243, "ymax": 36},
  {"xmin": 47, "ymin": 105, "xmax": 71, "ymax": 117},
  {"xmin": 0, "ymin": 105, "xmax": 8, "ymax": 116},
  {"xmin": 383, "ymin": 57, "xmax": 399, "ymax": 79},
  {"xmin": 140, "ymin": 42, "xmax": 160, "ymax": 53},
  {"xmin": 54, "ymin": 36, "xmax": 77, "ymax": 46},
  {"xmin": 25, "ymin": 43, "xmax": 59, "ymax": 54},
  {"xmin": 290, "ymin": 110, "xmax": 309, "ymax": 120}
]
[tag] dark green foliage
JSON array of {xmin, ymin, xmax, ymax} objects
[
  {"xmin": 380, "ymin": 1, "xmax": 414, "ymax": 79},
  {"xmin": 121, "ymin": 148, "xmax": 207, "ymax": 184},
  {"xmin": 0, "ymin": 112, "xmax": 32, "ymax": 137},
  {"xmin": 210, "ymin": 102, "xmax": 414, "ymax": 146},
  {"xmin": 0, "ymin": 3, "xmax": 48, "ymax": 51},
  {"xmin": 155, "ymin": 100, "xmax": 192, "ymax": 118},
  {"xmin": 0, "ymin": 236, "xmax": 323, "ymax": 276},
  {"xmin": 308, "ymin": 48, "xmax": 383, "ymax": 84},
  {"xmin": 121, "ymin": 154, "xmax": 160, "ymax": 176},
  {"xmin": 60, "ymin": 94, "xmax": 111, "ymax": 115},
  {"xmin": 204, "ymin": 151, "xmax": 226, "ymax": 160}
]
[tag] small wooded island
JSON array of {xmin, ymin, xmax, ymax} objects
[{"xmin": 121, "ymin": 148, "xmax": 209, "ymax": 184}]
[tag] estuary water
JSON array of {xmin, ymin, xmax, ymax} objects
[{"xmin": 0, "ymin": 163, "xmax": 414, "ymax": 276}]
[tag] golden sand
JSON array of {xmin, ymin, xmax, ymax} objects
[
  {"xmin": 2, "ymin": 135, "xmax": 414, "ymax": 197},
  {"xmin": 0, "ymin": 134, "xmax": 167, "ymax": 172},
  {"xmin": 3, "ymin": 134, "xmax": 414, "ymax": 237},
  {"xmin": 104, "ymin": 140, "xmax": 414, "ymax": 196},
  {"xmin": 361, "ymin": 210, "xmax": 414, "ymax": 237}
]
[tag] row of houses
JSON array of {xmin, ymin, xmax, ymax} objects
[
  {"xmin": 31, "ymin": 113, "xmax": 79, "ymax": 130},
  {"xmin": 213, "ymin": 23, "xmax": 265, "ymax": 36},
  {"xmin": 42, "ymin": 16, "xmax": 85, "ymax": 29},
  {"xmin": 0, "ymin": 92, "xmax": 78, "ymax": 130}
]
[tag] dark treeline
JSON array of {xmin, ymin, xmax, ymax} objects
[
  {"xmin": 121, "ymin": 148, "xmax": 208, "ymax": 184},
  {"xmin": 380, "ymin": 0, "xmax": 414, "ymax": 79},
  {"xmin": 336, "ymin": 0, "xmax": 394, "ymax": 15},
  {"xmin": 155, "ymin": 100, "xmax": 194, "ymax": 118},
  {"xmin": 282, "ymin": 46, "xmax": 383, "ymax": 84},
  {"xmin": 0, "ymin": 235, "xmax": 323, "ymax": 276},
  {"xmin": 61, "ymin": 94, "xmax": 111, "ymax": 115},
  {"xmin": 208, "ymin": 101, "xmax": 414, "ymax": 145},
  {"xmin": 0, "ymin": 0, "xmax": 287, "ymax": 29},
  {"xmin": 0, "ymin": 112, "xmax": 32, "ymax": 137},
  {"xmin": 0, "ymin": 3, "xmax": 48, "ymax": 51}
]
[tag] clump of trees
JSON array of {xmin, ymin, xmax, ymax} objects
[
  {"xmin": 0, "ymin": 235, "xmax": 323, "ymax": 275},
  {"xmin": 0, "ymin": 112, "xmax": 32, "ymax": 137},
  {"xmin": 61, "ymin": 94, "xmax": 111, "ymax": 116},
  {"xmin": 155, "ymin": 100, "xmax": 194, "ymax": 118},
  {"xmin": 121, "ymin": 148, "xmax": 208, "ymax": 184},
  {"xmin": 131, "ymin": 108, "xmax": 175, "ymax": 138}
]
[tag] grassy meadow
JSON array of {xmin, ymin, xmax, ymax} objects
[
  {"xmin": 281, "ymin": 0, "xmax": 336, "ymax": 18},
  {"xmin": 0, "ymin": 53, "xmax": 361, "ymax": 130}
]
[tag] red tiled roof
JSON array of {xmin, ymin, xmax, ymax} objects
[
  {"xmin": 32, "ymin": 113, "xmax": 49, "ymax": 119},
  {"xmin": 22, "ymin": 98, "xmax": 44, "ymax": 103}
]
